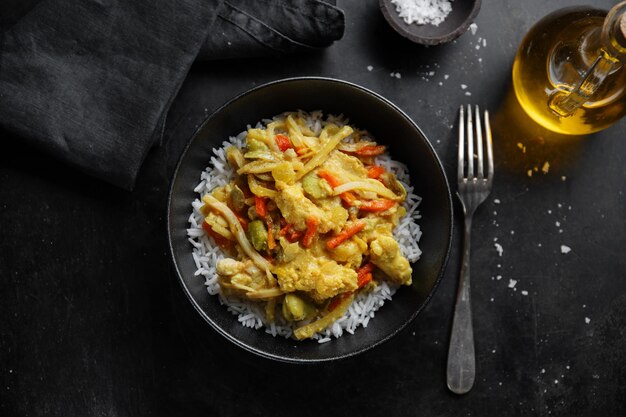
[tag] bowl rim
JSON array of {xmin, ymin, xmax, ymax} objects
[
  {"xmin": 167, "ymin": 76, "xmax": 454, "ymax": 363},
  {"xmin": 379, "ymin": 0, "xmax": 482, "ymax": 45}
]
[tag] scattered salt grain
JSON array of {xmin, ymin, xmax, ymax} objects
[
  {"xmin": 391, "ymin": 0, "xmax": 453, "ymax": 26},
  {"xmin": 469, "ymin": 23, "xmax": 478, "ymax": 35},
  {"xmin": 560, "ymin": 245, "xmax": 571, "ymax": 254},
  {"xmin": 496, "ymin": 275, "xmax": 502, "ymax": 280},
  {"xmin": 508, "ymin": 279, "xmax": 517, "ymax": 289},
  {"xmin": 395, "ymin": 72, "xmax": 402, "ymax": 79},
  {"xmin": 541, "ymin": 368, "xmax": 546, "ymax": 374},
  {"xmin": 444, "ymin": 74, "xmax": 450, "ymax": 80},
  {"xmin": 585, "ymin": 317, "xmax": 591, "ymax": 324},
  {"xmin": 555, "ymin": 221, "xmax": 560, "ymax": 227},
  {"xmin": 461, "ymin": 84, "xmax": 468, "ymax": 90},
  {"xmin": 490, "ymin": 297, "xmax": 494, "ymax": 302},
  {"xmin": 482, "ymin": 38, "xmax": 487, "ymax": 47},
  {"xmin": 561, "ymin": 176, "xmax": 567, "ymax": 181},
  {"xmin": 527, "ymin": 169, "xmax": 533, "ymax": 177},
  {"xmin": 367, "ymin": 65, "xmax": 373, "ymax": 71},
  {"xmin": 495, "ymin": 243, "xmax": 503, "ymax": 256},
  {"xmin": 465, "ymin": 91, "xmax": 472, "ymax": 96},
  {"xmin": 494, "ymin": 198, "xmax": 501, "ymax": 204},
  {"xmin": 554, "ymin": 379, "xmax": 559, "ymax": 384},
  {"xmin": 521, "ymin": 290, "xmax": 528, "ymax": 296}
]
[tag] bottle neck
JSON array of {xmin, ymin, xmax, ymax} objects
[
  {"xmin": 548, "ymin": 2, "xmax": 626, "ymax": 118},
  {"xmin": 602, "ymin": 2, "xmax": 626, "ymax": 60}
]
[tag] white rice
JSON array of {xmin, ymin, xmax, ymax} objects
[{"xmin": 187, "ymin": 112, "xmax": 422, "ymax": 342}]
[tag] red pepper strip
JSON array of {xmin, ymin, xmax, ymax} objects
[
  {"xmin": 328, "ymin": 291, "xmax": 353, "ymax": 312},
  {"xmin": 235, "ymin": 213, "xmax": 249, "ymax": 231},
  {"xmin": 301, "ymin": 216, "xmax": 319, "ymax": 248},
  {"xmin": 317, "ymin": 170, "xmax": 342, "ymax": 187},
  {"xmin": 367, "ymin": 165, "xmax": 385, "ymax": 179},
  {"xmin": 359, "ymin": 199, "xmax": 396, "ymax": 212},
  {"xmin": 275, "ymin": 134, "xmax": 293, "ymax": 152},
  {"xmin": 318, "ymin": 170, "xmax": 358, "ymax": 206},
  {"xmin": 340, "ymin": 191, "xmax": 357, "ymax": 206},
  {"xmin": 357, "ymin": 262, "xmax": 375, "ymax": 277},
  {"xmin": 357, "ymin": 272, "xmax": 373, "ymax": 289},
  {"xmin": 356, "ymin": 262, "xmax": 375, "ymax": 288},
  {"xmin": 255, "ymin": 196, "xmax": 267, "ymax": 218},
  {"xmin": 287, "ymin": 229, "xmax": 303, "ymax": 243},
  {"xmin": 279, "ymin": 223, "xmax": 303, "ymax": 243},
  {"xmin": 326, "ymin": 221, "xmax": 366, "ymax": 249},
  {"xmin": 202, "ymin": 220, "xmax": 231, "ymax": 248},
  {"xmin": 294, "ymin": 146, "xmax": 310, "ymax": 156},
  {"xmin": 279, "ymin": 223, "xmax": 292, "ymax": 236},
  {"xmin": 355, "ymin": 145, "xmax": 386, "ymax": 156},
  {"xmin": 266, "ymin": 216, "xmax": 276, "ymax": 250}
]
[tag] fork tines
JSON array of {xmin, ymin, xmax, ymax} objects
[{"xmin": 458, "ymin": 105, "xmax": 494, "ymax": 184}]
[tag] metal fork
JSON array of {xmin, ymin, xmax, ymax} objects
[{"xmin": 446, "ymin": 105, "xmax": 494, "ymax": 395}]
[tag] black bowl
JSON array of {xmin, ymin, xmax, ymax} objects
[
  {"xmin": 379, "ymin": 0, "xmax": 482, "ymax": 45},
  {"xmin": 168, "ymin": 77, "xmax": 453, "ymax": 363}
]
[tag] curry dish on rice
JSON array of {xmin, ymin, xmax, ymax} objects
[{"xmin": 198, "ymin": 112, "xmax": 413, "ymax": 340}]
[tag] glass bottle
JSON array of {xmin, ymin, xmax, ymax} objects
[{"xmin": 512, "ymin": 2, "xmax": 626, "ymax": 135}]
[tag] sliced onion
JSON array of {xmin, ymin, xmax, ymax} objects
[
  {"xmin": 237, "ymin": 160, "xmax": 284, "ymax": 175},
  {"xmin": 333, "ymin": 179, "xmax": 403, "ymax": 201},
  {"xmin": 247, "ymin": 175, "xmax": 277, "ymax": 198},
  {"xmin": 246, "ymin": 287, "xmax": 284, "ymax": 300},
  {"xmin": 337, "ymin": 141, "xmax": 377, "ymax": 152},
  {"xmin": 296, "ymin": 125, "xmax": 353, "ymax": 180},
  {"xmin": 202, "ymin": 195, "xmax": 272, "ymax": 273}
]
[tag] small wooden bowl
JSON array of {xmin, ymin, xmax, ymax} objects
[{"xmin": 379, "ymin": 0, "xmax": 482, "ymax": 45}]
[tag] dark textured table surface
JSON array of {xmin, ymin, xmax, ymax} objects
[{"xmin": 2, "ymin": 1, "xmax": 625, "ymax": 416}]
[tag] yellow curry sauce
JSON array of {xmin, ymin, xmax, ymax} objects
[{"xmin": 200, "ymin": 112, "xmax": 412, "ymax": 339}]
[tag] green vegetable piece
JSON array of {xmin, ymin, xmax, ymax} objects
[
  {"xmin": 282, "ymin": 293, "xmax": 316, "ymax": 322},
  {"xmin": 248, "ymin": 220, "xmax": 268, "ymax": 251},
  {"xmin": 230, "ymin": 185, "xmax": 245, "ymax": 211},
  {"xmin": 246, "ymin": 139, "xmax": 269, "ymax": 152},
  {"xmin": 301, "ymin": 172, "xmax": 328, "ymax": 199}
]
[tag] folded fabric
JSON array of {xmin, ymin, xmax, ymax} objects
[{"xmin": 0, "ymin": 0, "xmax": 344, "ymax": 189}]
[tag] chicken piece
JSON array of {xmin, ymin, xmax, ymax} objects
[
  {"xmin": 319, "ymin": 150, "xmax": 368, "ymax": 182},
  {"xmin": 274, "ymin": 183, "xmax": 337, "ymax": 233},
  {"xmin": 369, "ymin": 235, "xmax": 412, "ymax": 285},
  {"xmin": 273, "ymin": 251, "xmax": 358, "ymax": 302},
  {"xmin": 216, "ymin": 258, "xmax": 266, "ymax": 293},
  {"xmin": 326, "ymin": 236, "xmax": 367, "ymax": 269},
  {"xmin": 315, "ymin": 196, "xmax": 348, "ymax": 233},
  {"xmin": 216, "ymin": 258, "xmax": 245, "ymax": 276},
  {"xmin": 359, "ymin": 215, "xmax": 394, "ymax": 243}
]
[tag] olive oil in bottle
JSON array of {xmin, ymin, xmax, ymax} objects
[{"xmin": 512, "ymin": 2, "xmax": 626, "ymax": 135}]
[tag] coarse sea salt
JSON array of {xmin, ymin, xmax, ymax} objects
[{"xmin": 391, "ymin": 0, "xmax": 452, "ymax": 26}]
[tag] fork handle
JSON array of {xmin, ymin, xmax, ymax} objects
[{"xmin": 446, "ymin": 216, "xmax": 476, "ymax": 394}]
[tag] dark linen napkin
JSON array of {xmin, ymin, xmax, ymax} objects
[{"xmin": 0, "ymin": 0, "xmax": 344, "ymax": 189}]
